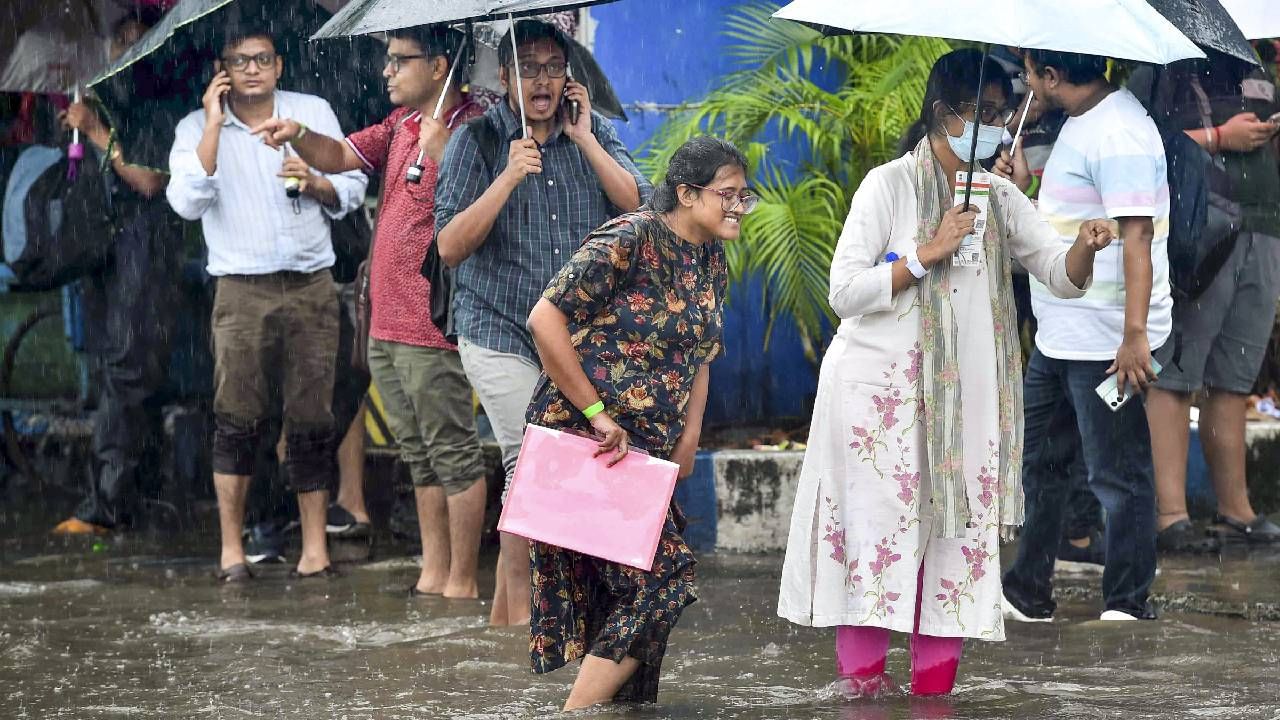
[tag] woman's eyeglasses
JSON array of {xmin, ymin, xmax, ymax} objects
[
  {"xmin": 953, "ymin": 101, "xmax": 1017, "ymax": 126},
  {"xmin": 686, "ymin": 184, "xmax": 759, "ymax": 214}
]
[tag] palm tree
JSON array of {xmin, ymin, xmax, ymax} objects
[{"xmin": 638, "ymin": 2, "xmax": 949, "ymax": 362}]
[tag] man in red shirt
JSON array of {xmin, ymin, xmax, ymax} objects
[{"xmin": 255, "ymin": 25, "xmax": 488, "ymax": 598}]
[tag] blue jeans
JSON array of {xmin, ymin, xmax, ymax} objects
[{"xmin": 1002, "ymin": 350, "xmax": 1158, "ymax": 617}]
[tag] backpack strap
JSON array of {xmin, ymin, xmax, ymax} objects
[{"xmin": 464, "ymin": 114, "xmax": 503, "ymax": 178}]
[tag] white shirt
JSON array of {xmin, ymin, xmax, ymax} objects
[
  {"xmin": 1030, "ymin": 88, "xmax": 1172, "ymax": 360},
  {"xmin": 166, "ymin": 90, "xmax": 368, "ymax": 276}
]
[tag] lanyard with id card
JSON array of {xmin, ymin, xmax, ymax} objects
[{"xmin": 952, "ymin": 171, "xmax": 991, "ymax": 268}]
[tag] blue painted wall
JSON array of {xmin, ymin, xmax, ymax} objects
[{"xmin": 590, "ymin": 0, "xmax": 820, "ymax": 424}]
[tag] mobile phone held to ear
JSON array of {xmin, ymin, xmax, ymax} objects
[
  {"xmin": 566, "ymin": 63, "xmax": 580, "ymax": 126},
  {"xmin": 1268, "ymin": 111, "xmax": 1280, "ymax": 125}
]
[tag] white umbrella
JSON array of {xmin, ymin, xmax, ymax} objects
[
  {"xmin": 772, "ymin": 0, "xmax": 1206, "ymax": 65},
  {"xmin": 1218, "ymin": 0, "xmax": 1280, "ymax": 40}
]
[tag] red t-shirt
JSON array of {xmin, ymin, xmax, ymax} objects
[{"xmin": 345, "ymin": 97, "xmax": 485, "ymax": 349}]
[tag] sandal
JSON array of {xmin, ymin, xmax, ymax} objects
[
  {"xmin": 215, "ymin": 563, "xmax": 253, "ymax": 583},
  {"xmin": 289, "ymin": 565, "xmax": 340, "ymax": 580},
  {"xmin": 408, "ymin": 585, "xmax": 440, "ymax": 598},
  {"xmin": 1155, "ymin": 519, "xmax": 1220, "ymax": 554},
  {"xmin": 1214, "ymin": 514, "xmax": 1280, "ymax": 544}
]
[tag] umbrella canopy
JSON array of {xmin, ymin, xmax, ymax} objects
[
  {"xmin": 0, "ymin": 0, "xmax": 107, "ymax": 93},
  {"xmin": 772, "ymin": 0, "xmax": 1206, "ymax": 65},
  {"xmin": 311, "ymin": 0, "xmax": 612, "ymax": 39},
  {"xmin": 1218, "ymin": 0, "xmax": 1280, "ymax": 40},
  {"xmin": 469, "ymin": 19, "xmax": 626, "ymax": 120},
  {"xmin": 87, "ymin": 0, "xmax": 390, "ymax": 170},
  {"xmin": 1146, "ymin": 0, "xmax": 1259, "ymax": 66}
]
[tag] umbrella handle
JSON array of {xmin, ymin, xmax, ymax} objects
[
  {"xmin": 431, "ymin": 42, "xmax": 465, "ymax": 121},
  {"xmin": 962, "ymin": 45, "xmax": 990, "ymax": 211},
  {"xmin": 71, "ymin": 87, "xmax": 81, "ymax": 147},
  {"xmin": 509, "ymin": 13, "xmax": 528, "ymax": 140},
  {"xmin": 1010, "ymin": 89, "xmax": 1034, "ymax": 155}
]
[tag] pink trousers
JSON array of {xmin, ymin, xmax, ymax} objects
[{"xmin": 834, "ymin": 565, "xmax": 964, "ymax": 695}]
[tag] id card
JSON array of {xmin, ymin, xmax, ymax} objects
[{"xmin": 952, "ymin": 171, "xmax": 990, "ymax": 267}]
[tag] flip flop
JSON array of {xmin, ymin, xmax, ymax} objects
[
  {"xmin": 289, "ymin": 565, "xmax": 340, "ymax": 580},
  {"xmin": 215, "ymin": 563, "xmax": 253, "ymax": 583}
]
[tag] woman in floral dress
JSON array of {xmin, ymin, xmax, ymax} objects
[
  {"xmin": 524, "ymin": 136, "xmax": 753, "ymax": 710},
  {"xmin": 777, "ymin": 49, "xmax": 1113, "ymax": 695}
]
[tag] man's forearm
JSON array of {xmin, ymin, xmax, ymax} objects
[
  {"xmin": 306, "ymin": 176, "xmax": 339, "ymax": 208},
  {"xmin": 438, "ymin": 175, "xmax": 519, "ymax": 267},
  {"xmin": 578, "ymin": 136, "xmax": 641, "ymax": 211},
  {"xmin": 196, "ymin": 124, "xmax": 220, "ymax": 176},
  {"xmin": 293, "ymin": 132, "xmax": 360, "ymax": 174}
]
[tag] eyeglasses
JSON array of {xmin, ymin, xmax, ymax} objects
[
  {"xmin": 515, "ymin": 60, "xmax": 568, "ymax": 79},
  {"xmin": 384, "ymin": 53, "xmax": 427, "ymax": 74},
  {"xmin": 686, "ymin": 184, "xmax": 759, "ymax": 214},
  {"xmin": 221, "ymin": 52, "xmax": 277, "ymax": 71},
  {"xmin": 952, "ymin": 102, "xmax": 1017, "ymax": 126}
]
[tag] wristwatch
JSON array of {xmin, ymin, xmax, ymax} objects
[{"xmin": 905, "ymin": 249, "xmax": 929, "ymax": 279}]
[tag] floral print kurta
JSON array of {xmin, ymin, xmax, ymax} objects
[
  {"xmin": 526, "ymin": 209, "xmax": 726, "ymax": 702},
  {"xmin": 777, "ymin": 154, "xmax": 1088, "ymax": 640}
]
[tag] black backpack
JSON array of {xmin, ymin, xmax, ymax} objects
[
  {"xmin": 2, "ymin": 144, "xmax": 114, "ymax": 290},
  {"xmin": 420, "ymin": 115, "xmax": 503, "ymax": 343},
  {"xmin": 1161, "ymin": 124, "xmax": 1243, "ymax": 303}
]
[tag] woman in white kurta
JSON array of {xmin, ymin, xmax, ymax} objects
[{"xmin": 778, "ymin": 49, "xmax": 1111, "ymax": 695}]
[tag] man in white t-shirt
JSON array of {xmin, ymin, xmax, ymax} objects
[{"xmin": 1002, "ymin": 49, "xmax": 1168, "ymax": 623}]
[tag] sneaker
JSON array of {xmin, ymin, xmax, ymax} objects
[
  {"xmin": 1099, "ymin": 610, "xmax": 1139, "ymax": 621},
  {"xmin": 244, "ymin": 522, "xmax": 287, "ymax": 565},
  {"xmin": 1001, "ymin": 591, "xmax": 1053, "ymax": 623},
  {"xmin": 326, "ymin": 503, "xmax": 370, "ymax": 540}
]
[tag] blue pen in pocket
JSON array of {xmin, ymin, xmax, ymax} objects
[{"xmin": 884, "ymin": 252, "xmax": 899, "ymax": 264}]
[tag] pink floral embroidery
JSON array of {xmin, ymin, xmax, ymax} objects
[
  {"xmin": 822, "ymin": 496, "xmax": 847, "ymax": 565},
  {"xmin": 893, "ymin": 465, "xmax": 920, "ymax": 506}
]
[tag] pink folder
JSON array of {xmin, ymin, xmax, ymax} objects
[{"xmin": 498, "ymin": 424, "xmax": 680, "ymax": 571}]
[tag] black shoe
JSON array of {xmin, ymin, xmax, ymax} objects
[
  {"xmin": 1058, "ymin": 530, "xmax": 1106, "ymax": 565},
  {"xmin": 244, "ymin": 522, "xmax": 287, "ymax": 565},
  {"xmin": 1214, "ymin": 514, "xmax": 1280, "ymax": 545},
  {"xmin": 325, "ymin": 503, "xmax": 371, "ymax": 540},
  {"xmin": 388, "ymin": 499, "xmax": 420, "ymax": 543},
  {"xmin": 1156, "ymin": 519, "xmax": 1221, "ymax": 554},
  {"xmin": 216, "ymin": 563, "xmax": 253, "ymax": 583}
]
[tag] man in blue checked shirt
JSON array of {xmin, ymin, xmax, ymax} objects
[
  {"xmin": 434, "ymin": 19, "xmax": 652, "ymax": 626},
  {"xmin": 166, "ymin": 28, "xmax": 368, "ymax": 583}
]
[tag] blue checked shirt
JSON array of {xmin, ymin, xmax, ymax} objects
[{"xmin": 434, "ymin": 101, "xmax": 653, "ymax": 361}]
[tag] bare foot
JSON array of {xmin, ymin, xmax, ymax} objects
[
  {"xmin": 489, "ymin": 570, "xmax": 508, "ymax": 625},
  {"xmin": 296, "ymin": 553, "xmax": 331, "ymax": 576},
  {"xmin": 443, "ymin": 581, "xmax": 480, "ymax": 599},
  {"xmin": 416, "ymin": 572, "xmax": 448, "ymax": 595},
  {"xmin": 220, "ymin": 550, "xmax": 247, "ymax": 571}
]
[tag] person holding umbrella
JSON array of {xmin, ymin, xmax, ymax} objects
[
  {"xmin": 50, "ymin": 5, "xmax": 185, "ymax": 536},
  {"xmin": 166, "ymin": 27, "xmax": 368, "ymax": 581},
  {"xmin": 777, "ymin": 49, "xmax": 1110, "ymax": 696},
  {"xmin": 252, "ymin": 25, "xmax": 491, "ymax": 598},
  {"xmin": 433, "ymin": 19, "xmax": 651, "ymax": 627}
]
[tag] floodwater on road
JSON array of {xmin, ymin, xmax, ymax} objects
[{"xmin": 2, "ymin": 532, "xmax": 1279, "ymax": 720}]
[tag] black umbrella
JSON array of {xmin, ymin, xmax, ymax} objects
[
  {"xmin": 1146, "ymin": 0, "xmax": 1261, "ymax": 67},
  {"xmin": 87, "ymin": 0, "xmax": 390, "ymax": 170}
]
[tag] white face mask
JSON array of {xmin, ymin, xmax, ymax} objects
[{"xmin": 946, "ymin": 107, "xmax": 1004, "ymax": 162}]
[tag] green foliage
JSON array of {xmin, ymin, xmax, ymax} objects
[{"xmin": 638, "ymin": 2, "xmax": 949, "ymax": 359}]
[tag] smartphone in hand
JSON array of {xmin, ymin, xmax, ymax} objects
[
  {"xmin": 1095, "ymin": 357, "xmax": 1163, "ymax": 412},
  {"xmin": 565, "ymin": 63, "xmax": 580, "ymax": 126}
]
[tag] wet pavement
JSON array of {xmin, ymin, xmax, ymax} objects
[{"xmin": 2, "ymin": 527, "xmax": 1279, "ymax": 719}]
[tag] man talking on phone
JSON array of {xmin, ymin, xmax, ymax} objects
[
  {"xmin": 166, "ymin": 28, "xmax": 368, "ymax": 582},
  {"xmin": 433, "ymin": 19, "xmax": 651, "ymax": 626},
  {"xmin": 1137, "ymin": 53, "xmax": 1280, "ymax": 551}
]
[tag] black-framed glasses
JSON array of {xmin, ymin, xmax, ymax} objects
[
  {"xmin": 221, "ymin": 52, "xmax": 277, "ymax": 71},
  {"xmin": 686, "ymin": 184, "xmax": 759, "ymax": 214},
  {"xmin": 516, "ymin": 60, "xmax": 568, "ymax": 79},
  {"xmin": 384, "ymin": 53, "xmax": 427, "ymax": 74},
  {"xmin": 952, "ymin": 102, "xmax": 1017, "ymax": 126}
]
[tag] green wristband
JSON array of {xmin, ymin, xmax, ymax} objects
[
  {"xmin": 1025, "ymin": 174, "xmax": 1040, "ymax": 199},
  {"xmin": 582, "ymin": 401, "xmax": 605, "ymax": 419}
]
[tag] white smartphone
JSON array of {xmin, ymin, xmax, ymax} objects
[{"xmin": 1095, "ymin": 357, "xmax": 1163, "ymax": 412}]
